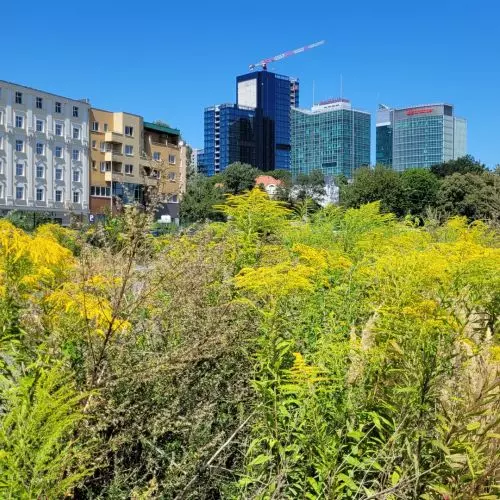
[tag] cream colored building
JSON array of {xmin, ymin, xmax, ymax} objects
[
  {"xmin": 89, "ymin": 108, "xmax": 144, "ymax": 214},
  {"xmin": 89, "ymin": 113, "xmax": 185, "ymax": 219}
]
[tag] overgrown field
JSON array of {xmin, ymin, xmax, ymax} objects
[{"xmin": 0, "ymin": 190, "xmax": 499, "ymax": 498}]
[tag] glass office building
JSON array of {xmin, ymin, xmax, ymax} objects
[
  {"xmin": 201, "ymin": 71, "xmax": 298, "ymax": 176},
  {"xmin": 237, "ymin": 71, "xmax": 296, "ymax": 171},
  {"xmin": 291, "ymin": 99, "xmax": 371, "ymax": 179},
  {"xmin": 376, "ymin": 104, "xmax": 467, "ymax": 171},
  {"xmin": 200, "ymin": 104, "xmax": 255, "ymax": 176}
]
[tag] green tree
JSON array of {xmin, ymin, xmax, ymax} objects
[
  {"xmin": 180, "ymin": 175, "xmax": 225, "ymax": 223},
  {"xmin": 293, "ymin": 169, "xmax": 326, "ymax": 205},
  {"xmin": 400, "ymin": 168, "xmax": 440, "ymax": 216},
  {"xmin": 221, "ymin": 162, "xmax": 259, "ymax": 195},
  {"xmin": 436, "ymin": 171, "xmax": 500, "ymax": 221},
  {"xmin": 340, "ymin": 165, "xmax": 404, "ymax": 215},
  {"xmin": 430, "ymin": 154, "xmax": 486, "ymax": 178}
]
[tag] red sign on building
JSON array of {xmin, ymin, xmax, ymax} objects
[{"xmin": 406, "ymin": 108, "xmax": 434, "ymax": 116}]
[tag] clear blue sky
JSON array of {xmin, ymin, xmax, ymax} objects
[{"xmin": 3, "ymin": 0, "xmax": 499, "ymax": 167}]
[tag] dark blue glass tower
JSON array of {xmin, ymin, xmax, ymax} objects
[
  {"xmin": 237, "ymin": 71, "xmax": 295, "ymax": 172},
  {"xmin": 201, "ymin": 71, "xmax": 298, "ymax": 175}
]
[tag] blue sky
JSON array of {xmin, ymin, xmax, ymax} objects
[{"xmin": 3, "ymin": 0, "xmax": 499, "ymax": 167}]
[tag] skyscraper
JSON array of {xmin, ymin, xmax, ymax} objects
[
  {"xmin": 376, "ymin": 104, "xmax": 467, "ymax": 171},
  {"xmin": 201, "ymin": 71, "xmax": 299, "ymax": 175},
  {"xmin": 291, "ymin": 98, "xmax": 371, "ymax": 179}
]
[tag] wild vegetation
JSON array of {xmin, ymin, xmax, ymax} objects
[
  {"xmin": 0, "ymin": 188, "xmax": 499, "ymax": 498},
  {"xmin": 341, "ymin": 156, "xmax": 500, "ymax": 223}
]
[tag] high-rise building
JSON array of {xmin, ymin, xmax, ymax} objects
[
  {"xmin": 291, "ymin": 98, "xmax": 371, "ymax": 179},
  {"xmin": 0, "ymin": 80, "xmax": 90, "ymax": 224},
  {"xmin": 200, "ymin": 104, "xmax": 255, "ymax": 176},
  {"xmin": 237, "ymin": 71, "xmax": 297, "ymax": 172},
  {"xmin": 202, "ymin": 71, "xmax": 299, "ymax": 175},
  {"xmin": 376, "ymin": 103, "xmax": 467, "ymax": 171}
]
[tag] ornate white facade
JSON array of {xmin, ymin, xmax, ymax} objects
[{"xmin": 0, "ymin": 80, "xmax": 90, "ymax": 223}]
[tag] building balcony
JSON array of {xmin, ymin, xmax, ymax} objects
[
  {"xmin": 104, "ymin": 131, "xmax": 123, "ymax": 143},
  {"xmin": 104, "ymin": 150, "xmax": 123, "ymax": 162}
]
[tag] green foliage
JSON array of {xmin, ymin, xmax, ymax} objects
[
  {"xmin": 0, "ymin": 363, "xmax": 92, "ymax": 498},
  {"xmin": 401, "ymin": 167, "xmax": 440, "ymax": 216},
  {"xmin": 180, "ymin": 174, "xmax": 226, "ymax": 223},
  {"xmin": 436, "ymin": 171, "xmax": 500, "ymax": 220},
  {"xmin": 341, "ymin": 165, "xmax": 404, "ymax": 215},
  {"xmin": 431, "ymin": 154, "xmax": 486, "ymax": 178},
  {"xmin": 221, "ymin": 162, "xmax": 260, "ymax": 194},
  {"xmin": 0, "ymin": 195, "xmax": 499, "ymax": 498},
  {"xmin": 294, "ymin": 169, "xmax": 326, "ymax": 203}
]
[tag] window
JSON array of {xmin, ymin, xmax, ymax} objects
[
  {"xmin": 55, "ymin": 123, "xmax": 63, "ymax": 136},
  {"xmin": 36, "ymin": 143, "xmax": 44, "ymax": 155},
  {"xmin": 169, "ymin": 154, "xmax": 176, "ymax": 164},
  {"xmin": 100, "ymin": 142, "xmax": 105, "ymax": 152},
  {"xmin": 55, "ymin": 146, "xmax": 63, "ymax": 158},
  {"xmin": 15, "ymin": 115, "xmax": 24, "ymax": 128},
  {"xmin": 91, "ymin": 186, "xmax": 110, "ymax": 197},
  {"xmin": 124, "ymin": 164, "xmax": 133, "ymax": 174},
  {"xmin": 153, "ymin": 152, "xmax": 161, "ymax": 161},
  {"xmin": 55, "ymin": 101, "xmax": 61, "ymax": 113},
  {"xmin": 103, "ymin": 123, "xmax": 108, "ymax": 132},
  {"xmin": 72, "ymin": 127, "xmax": 80, "ymax": 139},
  {"xmin": 100, "ymin": 162, "xmax": 106, "ymax": 172},
  {"xmin": 16, "ymin": 163, "xmax": 24, "ymax": 176},
  {"xmin": 55, "ymin": 167, "xmax": 63, "ymax": 181},
  {"xmin": 167, "ymin": 172, "xmax": 176, "ymax": 181},
  {"xmin": 15, "ymin": 140, "xmax": 24, "ymax": 152},
  {"xmin": 125, "ymin": 126, "xmax": 133, "ymax": 137},
  {"xmin": 171, "ymin": 194, "xmax": 178, "ymax": 203},
  {"xmin": 36, "ymin": 97, "xmax": 43, "ymax": 109},
  {"xmin": 72, "ymin": 106, "xmax": 79, "ymax": 117},
  {"xmin": 91, "ymin": 140, "xmax": 96, "ymax": 149},
  {"xmin": 91, "ymin": 122, "xmax": 99, "ymax": 132},
  {"xmin": 73, "ymin": 170, "xmax": 81, "ymax": 182},
  {"xmin": 55, "ymin": 190, "xmax": 62, "ymax": 202},
  {"xmin": 16, "ymin": 186, "xmax": 24, "ymax": 200},
  {"xmin": 36, "ymin": 188, "xmax": 44, "ymax": 201},
  {"xmin": 15, "ymin": 92, "xmax": 22, "ymax": 104},
  {"xmin": 36, "ymin": 119, "xmax": 44, "ymax": 132},
  {"xmin": 72, "ymin": 149, "xmax": 80, "ymax": 161},
  {"xmin": 73, "ymin": 191, "xmax": 80, "ymax": 203},
  {"xmin": 36, "ymin": 165, "xmax": 44, "ymax": 178},
  {"xmin": 125, "ymin": 145, "xmax": 133, "ymax": 156}
]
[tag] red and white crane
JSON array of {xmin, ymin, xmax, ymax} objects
[{"xmin": 249, "ymin": 40, "xmax": 326, "ymax": 71}]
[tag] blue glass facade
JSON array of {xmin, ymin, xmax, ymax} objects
[
  {"xmin": 237, "ymin": 71, "xmax": 294, "ymax": 172},
  {"xmin": 200, "ymin": 104, "xmax": 255, "ymax": 176},
  {"xmin": 291, "ymin": 101, "xmax": 371, "ymax": 179},
  {"xmin": 376, "ymin": 104, "xmax": 467, "ymax": 171},
  {"xmin": 201, "ymin": 71, "xmax": 298, "ymax": 176}
]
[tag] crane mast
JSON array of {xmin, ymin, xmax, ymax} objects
[{"xmin": 249, "ymin": 40, "xmax": 325, "ymax": 71}]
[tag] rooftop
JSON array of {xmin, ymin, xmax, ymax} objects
[
  {"xmin": 144, "ymin": 121, "xmax": 180, "ymax": 136},
  {"xmin": 0, "ymin": 79, "xmax": 91, "ymax": 105}
]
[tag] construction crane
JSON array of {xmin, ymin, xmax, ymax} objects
[{"xmin": 249, "ymin": 40, "xmax": 325, "ymax": 71}]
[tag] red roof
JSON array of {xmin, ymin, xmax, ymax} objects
[{"xmin": 255, "ymin": 175, "xmax": 283, "ymax": 187}]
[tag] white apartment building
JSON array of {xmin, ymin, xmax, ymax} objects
[{"xmin": 0, "ymin": 80, "xmax": 90, "ymax": 224}]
